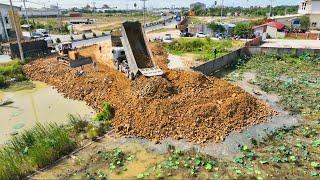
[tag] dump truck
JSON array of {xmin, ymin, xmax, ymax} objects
[
  {"xmin": 111, "ymin": 21, "xmax": 163, "ymax": 80},
  {"xmin": 1, "ymin": 39, "xmax": 50, "ymax": 59},
  {"xmin": 56, "ymin": 42, "xmax": 93, "ymax": 68}
]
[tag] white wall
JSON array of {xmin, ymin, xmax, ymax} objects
[
  {"xmin": 266, "ymin": 26, "xmax": 286, "ymax": 39},
  {"xmin": 254, "ymin": 27, "xmax": 265, "ymax": 37},
  {"xmin": 311, "ymin": 1, "xmax": 320, "ymax": 13}
]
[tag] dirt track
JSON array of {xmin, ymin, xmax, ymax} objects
[{"xmin": 23, "ymin": 44, "xmax": 276, "ymax": 144}]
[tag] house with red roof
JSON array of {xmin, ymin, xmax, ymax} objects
[{"xmin": 253, "ymin": 21, "xmax": 286, "ymax": 39}]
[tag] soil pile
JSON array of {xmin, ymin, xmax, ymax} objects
[
  {"xmin": 131, "ymin": 77, "xmax": 176, "ymax": 99},
  {"xmin": 23, "ymin": 44, "xmax": 277, "ymax": 144}
]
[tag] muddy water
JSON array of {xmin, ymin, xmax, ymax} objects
[
  {"xmin": 0, "ymin": 81, "xmax": 95, "ymax": 145},
  {"xmin": 33, "ymin": 138, "xmax": 166, "ymax": 179},
  {"xmin": 71, "ymin": 143, "xmax": 165, "ymax": 179}
]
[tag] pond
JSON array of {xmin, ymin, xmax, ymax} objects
[{"xmin": 0, "ymin": 81, "xmax": 95, "ymax": 145}]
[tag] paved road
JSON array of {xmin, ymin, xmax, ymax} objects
[
  {"xmin": 72, "ymin": 20, "xmax": 178, "ymax": 48},
  {"xmin": 261, "ymin": 39, "xmax": 320, "ymax": 49}
]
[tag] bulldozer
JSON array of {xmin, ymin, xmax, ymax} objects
[
  {"xmin": 56, "ymin": 42, "xmax": 93, "ymax": 68},
  {"xmin": 111, "ymin": 21, "xmax": 163, "ymax": 80}
]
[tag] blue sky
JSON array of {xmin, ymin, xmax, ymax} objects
[{"xmin": 4, "ymin": 0, "xmax": 302, "ymax": 9}]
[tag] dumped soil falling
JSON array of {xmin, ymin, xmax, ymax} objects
[{"xmin": 23, "ymin": 44, "xmax": 276, "ymax": 144}]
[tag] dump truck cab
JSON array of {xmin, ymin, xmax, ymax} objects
[{"xmin": 112, "ymin": 47, "xmax": 133, "ymax": 80}]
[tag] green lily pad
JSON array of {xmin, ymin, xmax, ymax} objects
[
  {"xmin": 12, "ymin": 123, "xmax": 25, "ymax": 130},
  {"xmin": 11, "ymin": 111, "xmax": 22, "ymax": 117}
]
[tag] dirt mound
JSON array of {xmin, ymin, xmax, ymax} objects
[
  {"xmin": 131, "ymin": 77, "xmax": 176, "ymax": 99},
  {"xmin": 23, "ymin": 44, "xmax": 277, "ymax": 144}
]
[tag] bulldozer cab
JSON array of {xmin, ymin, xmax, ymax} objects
[{"xmin": 58, "ymin": 42, "xmax": 73, "ymax": 56}]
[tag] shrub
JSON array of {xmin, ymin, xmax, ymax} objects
[
  {"xmin": 82, "ymin": 34, "xmax": 87, "ymax": 40},
  {"xmin": 68, "ymin": 114, "xmax": 88, "ymax": 133},
  {"xmin": 94, "ymin": 102, "xmax": 114, "ymax": 122},
  {"xmin": 0, "ymin": 61, "xmax": 27, "ymax": 88},
  {"xmin": 0, "ymin": 123, "xmax": 76, "ymax": 179},
  {"xmin": 93, "ymin": 32, "xmax": 97, "ymax": 38},
  {"xmin": 70, "ymin": 36, "xmax": 74, "ymax": 41}
]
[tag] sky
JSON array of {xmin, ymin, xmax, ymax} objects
[{"xmin": 4, "ymin": 0, "xmax": 302, "ymax": 9}]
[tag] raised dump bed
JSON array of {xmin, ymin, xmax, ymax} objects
[{"xmin": 120, "ymin": 21, "xmax": 163, "ymax": 77}]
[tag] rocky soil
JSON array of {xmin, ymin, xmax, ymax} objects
[{"xmin": 23, "ymin": 44, "xmax": 276, "ymax": 144}]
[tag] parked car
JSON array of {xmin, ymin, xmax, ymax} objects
[
  {"xmin": 35, "ymin": 29, "xmax": 49, "ymax": 37},
  {"xmin": 180, "ymin": 32, "xmax": 193, "ymax": 37},
  {"xmin": 196, "ymin": 32, "xmax": 209, "ymax": 38},
  {"xmin": 163, "ymin": 34, "xmax": 173, "ymax": 43},
  {"xmin": 31, "ymin": 32, "xmax": 43, "ymax": 39}
]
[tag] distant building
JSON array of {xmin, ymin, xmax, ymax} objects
[
  {"xmin": 190, "ymin": 2, "xmax": 206, "ymax": 10},
  {"xmin": 19, "ymin": 5, "xmax": 60, "ymax": 18},
  {"xmin": 298, "ymin": 0, "xmax": 320, "ymax": 29},
  {"xmin": 0, "ymin": 3, "xmax": 21, "ymax": 42},
  {"xmin": 69, "ymin": 12, "xmax": 82, "ymax": 17}
]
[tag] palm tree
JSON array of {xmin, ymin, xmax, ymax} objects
[{"xmin": 134, "ymin": 3, "xmax": 137, "ymax": 11}]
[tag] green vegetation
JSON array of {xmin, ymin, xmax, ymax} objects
[
  {"xmin": 0, "ymin": 123, "xmax": 76, "ymax": 180},
  {"xmin": 94, "ymin": 102, "xmax": 114, "ymax": 122},
  {"xmin": 164, "ymin": 38, "xmax": 243, "ymax": 61},
  {"xmin": 299, "ymin": 15, "xmax": 311, "ymax": 30},
  {"xmin": 98, "ymin": 148, "xmax": 135, "ymax": 172},
  {"xmin": 233, "ymin": 22, "xmax": 253, "ymax": 37},
  {"xmin": 0, "ymin": 61, "xmax": 27, "ymax": 88},
  {"xmin": 207, "ymin": 22, "xmax": 225, "ymax": 33},
  {"xmin": 219, "ymin": 54, "xmax": 320, "ymax": 178},
  {"xmin": 229, "ymin": 54, "xmax": 320, "ymax": 117},
  {"xmin": 20, "ymin": 19, "xmax": 70, "ymax": 34},
  {"xmin": 184, "ymin": 5, "xmax": 298, "ymax": 17},
  {"xmin": 139, "ymin": 148, "xmax": 218, "ymax": 179}
]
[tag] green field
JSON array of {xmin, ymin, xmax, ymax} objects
[{"xmin": 164, "ymin": 38, "xmax": 244, "ymax": 61}]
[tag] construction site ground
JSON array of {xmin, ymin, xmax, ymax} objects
[
  {"xmin": 22, "ymin": 43, "xmax": 310, "ymax": 179},
  {"xmin": 23, "ymin": 43, "xmax": 278, "ymax": 144}
]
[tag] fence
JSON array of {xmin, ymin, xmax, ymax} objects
[
  {"xmin": 193, "ymin": 46, "xmax": 320, "ymax": 75},
  {"xmin": 286, "ymin": 33, "xmax": 320, "ymax": 40}
]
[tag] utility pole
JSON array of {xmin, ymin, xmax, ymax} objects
[
  {"xmin": 220, "ymin": 0, "xmax": 224, "ymax": 22},
  {"xmin": 140, "ymin": 0, "xmax": 147, "ymax": 27},
  {"xmin": 269, "ymin": 0, "xmax": 273, "ymax": 17},
  {"xmin": 9, "ymin": 0, "xmax": 24, "ymax": 61},
  {"xmin": 57, "ymin": 2, "xmax": 62, "ymax": 33},
  {"xmin": 22, "ymin": 0, "xmax": 31, "ymax": 37}
]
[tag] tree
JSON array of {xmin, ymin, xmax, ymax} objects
[
  {"xmin": 299, "ymin": 15, "xmax": 310, "ymax": 30},
  {"xmin": 207, "ymin": 22, "xmax": 225, "ymax": 33},
  {"xmin": 134, "ymin": 3, "xmax": 137, "ymax": 10},
  {"xmin": 233, "ymin": 23, "xmax": 253, "ymax": 37}
]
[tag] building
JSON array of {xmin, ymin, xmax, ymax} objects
[
  {"xmin": 190, "ymin": 2, "xmax": 206, "ymax": 10},
  {"xmin": 298, "ymin": 0, "xmax": 320, "ymax": 29},
  {"xmin": 253, "ymin": 22, "xmax": 286, "ymax": 38},
  {"xmin": 0, "ymin": 3, "xmax": 21, "ymax": 42},
  {"xmin": 19, "ymin": 5, "xmax": 60, "ymax": 18}
]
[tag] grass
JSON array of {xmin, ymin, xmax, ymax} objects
[
  {"xmin": 219, "ymin": 53, "xmax": 320, "ymax": 178},
  {"xmin": 0, "ymin": 123, "xmax": 76, "ymax": 180},
  {"xmin": 164, "ymin": 38, "xmax": 244, "ymax": 61},
  {"xmin": 94, "ymin": 102, "xmax": 114, "ymax": 122},
  {"xmin": 0, "ymin": 60, "xmax": 27, "ymax": 88}
]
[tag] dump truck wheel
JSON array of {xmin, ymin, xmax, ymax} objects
[{"xmin": 128, "ymin": 73, "xmax": 134, "ymax": 80}]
